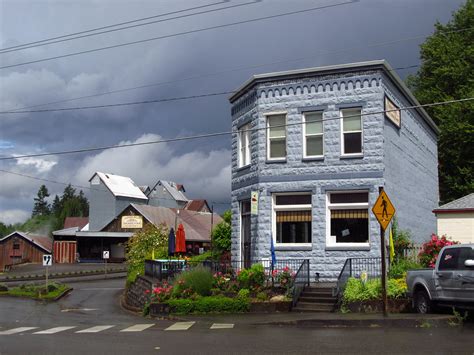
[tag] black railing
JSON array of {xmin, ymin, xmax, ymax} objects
[
  {"xmin": 335, "ymin": 257, "xmax": 387, "ymax": 297},
  {"xmin": 144, "ymin": 258, "xmax": 310, "ymax": 285},
  {"xmin": 292, "ymin": 259, "xmax": 310, "ymax": 307}
]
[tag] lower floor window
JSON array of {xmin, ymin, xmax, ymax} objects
[
  {"xmin": 327, "ymin": 191, "xmax": 369, "ymax": 245},
  {"xmin": 276, "ymin": 211, "xmax": 312, "ymax": 243},
  {"xmin": 330, "ymin": 209, "xmax": 368, "ymax": 243}
]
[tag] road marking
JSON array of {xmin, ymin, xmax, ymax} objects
[
  {"xmin": 0, "ymin": 327, "xmax": 38, "ymax": 335},
  {"xmin": 164, "ymin": 322, "xmax": 195, "ymax": 331},
  {"xmin": 120, "ymin": 324, "xmax": 155, "ymax": 332},
  {"xmin": 61, "ymin": 308, "xmax": 99, "ymax": 312},
  {"xmin": 34, "ymin": 326, "xmax": 76, "ymax": 334},
  {"xmin": 76, "ymin": 325, "xmax": 115, "ymax": 333},
  {"xmin": 210, "ymin": 323, "xmax": 234, "ymax": 329}
]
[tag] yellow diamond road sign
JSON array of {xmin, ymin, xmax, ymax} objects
[{"xmin": 372, "ymin": 190, "xmax": 396, "ymax": 231}]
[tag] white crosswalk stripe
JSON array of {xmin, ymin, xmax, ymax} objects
[
  {"xmin": 120, "ymin": 324, "xmax": 155, "ymax": 332},
  {"xmin": 76, "ymin": 325, "xmax": 115, "ymax": 333},
  {"xmin": 210, "ymin": 323, "xmax": 234, "ymax": 329},
  {"xmin": 0, "ymin": 327, "xmax": 38, "ymax": 335},
  {"xmin": 34, "ymin": 326, "xmax": 76, "ymax": 334},
  {"xmin": 164, "ymin": 322, "xmax": 195, "ymax": 331}
]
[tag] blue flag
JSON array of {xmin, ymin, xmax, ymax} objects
[{"xmin": 270, "ymin": 237, "xmax": 276, "ymax": 266}]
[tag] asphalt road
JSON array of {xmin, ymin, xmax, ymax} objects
[{"xmin": 0, "ymin": 279, "xmax": 473, "ymax": 354}]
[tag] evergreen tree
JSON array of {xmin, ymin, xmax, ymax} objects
[
  {"xmin": 78, "ymin": 190, "xmax": 89, "ymax": 217},
  {"xmin": 52, "ymin": 195, "xmax": 61, "ymax": 216},
  {"xmin": 32, "ymin": 185, "xmax": 51, "ymax": 217},
  {"xmin": 407, "ymin": 0, "xmax": 473, "ymax": 203}
]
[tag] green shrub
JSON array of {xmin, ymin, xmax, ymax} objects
[
  {"xmin": 388, "ymin": 259, "xmax": 423, "ymax": 279},
  {"xmin": 0, "ymin": 284, "xmax": 8, "ymax": 292},
  {"xmin": 47, "ymin": 283, "xmax": 59, "ymax": 292},
  {"xmin": 189, "ymin": 251, "xmax": 215, "ymax": 262},
  {"xmin": 237, "ymin": 288, "xmax": 250, "ymax": 299},
  {"xmin": 256, "ymin": 291, "xmax": 268, "ymax": 301},
  {"xmin": 167, "ymin": 296, "xmax": 249, "ymax": 314},
  {"xmin": 237, "ymin": 263, "xmax": 266, "ymax": 290},
  {"xmin": 343, "ymin": 277, "xmax": 408, "ymax": 304},
  {"xmin": 173, "ymin": 266, "xmax": 214, "ymax": 296}
]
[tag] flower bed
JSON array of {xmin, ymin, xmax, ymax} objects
[{"xmin": 144, "ymin": 263, "xmax": 296, "ymax": 316}]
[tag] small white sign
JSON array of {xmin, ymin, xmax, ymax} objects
[
  {"xmin": 251, "ymin": 191, "xmax": 259, "ymax": 215},
  {"xmin": 103, "ymin": 251, "xmax": 110, "ymax": 259},
  {"xmin": 43, "ymin": 254, "xmax": 52, "ymax": 266}
]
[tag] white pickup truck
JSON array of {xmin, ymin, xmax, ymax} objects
[{"xmin": 406, "ymin": 244, "xmax": 474, "ymax": 313}]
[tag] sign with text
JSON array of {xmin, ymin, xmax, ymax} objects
[
  {"xmin": 372, "ymin": 190, "xmax": 396, "ymax": 231},
  {"xmin": 384, "ymin": 96, "xmax": 401, "ymax": 128},
  {"xmin": 43, "ymin": 254, "xmax": 52, "ymax": 266},
  {"xmin": 251, "ymin": 191, "xmax": 259, "ymax": 215},
  {"xmin": 103, "ymin": 251, "xmax": 110, "ymax": 259},
  {"xmin": 121, "ymin": 215, "xmax": 143, "ymax": 229}
]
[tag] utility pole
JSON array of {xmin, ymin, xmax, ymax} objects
[
  {"xmin": 379, "ymin": 186, "xmax": 388, "ymax": 317},
  {"xmin": 210, "ymin": 204, "xmax": 214, "ymax": 254}
]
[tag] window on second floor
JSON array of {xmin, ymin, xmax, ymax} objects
[
  {"xmin": 238, "ymin": 123, "xmax": 251, "ymax": 168},
  {"xmin": 266, "ymin": 114, "xmax": 286, "ymax": 160},
  {"xmin": 340, "ymin": 108, "xmax": 363, "ymax": 156},
  {"xmin": 303, "ymin": 112, "xmax": 324, "ymax": 158}
]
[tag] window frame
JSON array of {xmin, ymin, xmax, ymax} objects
[
  {"xmin": 340, "ymin": 107, "xmax": 363, "ymax": 157},
  {"xmin": 238, "ymin": 123, "xmax": 251, "ymax": 168},
  {"xmin": 326, "ymin": 190, "xmax": 370, "ymax": 249},
  {"xmin": 272, "ymin": 192, "xmax": 312, "ymax": 248},
  {"xmin": 302, "ymin": 111, "xmax": 324, "ymax": 159},
  {"xmin": 266, "ymin": 113, "xmax": 287, "ymax": 161}
]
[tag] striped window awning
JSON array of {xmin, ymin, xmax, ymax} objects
[
  {"xmin": 276, "ymin": 210, "xmax": 311, "ymax": 222},
  {"xmin": 331, "ymin": 209, "xmax": 368, "ymax": 219}
]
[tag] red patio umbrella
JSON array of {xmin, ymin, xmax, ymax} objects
[{"xmin": 175, "ymin": 223, "xmax": 186, "ymax": 254}]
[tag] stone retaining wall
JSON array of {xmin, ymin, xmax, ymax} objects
[{"xmin": 125, "ymin": 275, "xmax": 153, "ymax": 309}]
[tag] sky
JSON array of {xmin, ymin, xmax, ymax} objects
[{"xmin": 0, "ymin": 0, "xmax": 465, "ymax": 224}]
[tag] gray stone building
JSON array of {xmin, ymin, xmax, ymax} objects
[{"xmin": 229, "ymin": 60, "xmax": 439, "ymax": 281}]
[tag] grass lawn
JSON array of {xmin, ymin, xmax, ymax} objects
[{"xmin": 0, "ymin": 283, "xmax": 70, "ymax": 300}]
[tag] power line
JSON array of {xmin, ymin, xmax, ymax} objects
[
  {"xmin": 0, "ymin": 1, "xmax": 257, "ymax": 54},
  {"xmin": 0, "ymin": 1, "xmax": 357, "ymax": 70},
  {"xmin": 0, "ymin": 91, "xmax": 235, "ymax": 114},
  {"xmin": 0, "ymin": 65, "xmax": 421, "ymax": 114},
  {"xmin": 1, "ymin": 97, "xmax": 472, "ymax": 161},
  {"xmin": 0, "ymin": 168, "xmax": 230, "ymax": 206}
]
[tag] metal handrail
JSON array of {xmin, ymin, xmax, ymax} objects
[{"xmin": 291, "ymin": 259, "xmax": 310, "ymax": 307}]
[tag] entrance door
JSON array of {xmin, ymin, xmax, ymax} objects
[{"xmin": 240, "ymin": 200, "xmax": 251, "ymax": 269}]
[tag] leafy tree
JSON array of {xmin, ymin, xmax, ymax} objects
[
  {"xmin": 407, "ymin": 0, "xmax": 474, "ymax": 203},
  {"xmin": 212, "ymin": 210, "xmax": 231, "ymax": 253},
  {"xmin": 0, "ymin": 222, "xmax": 15, "ymax": 237},
  {"xmin": 126, "ymin": 224, "xmax": 168, "ymax": 283},
  {"xmin": 78, "ymin": 190, "xmax": 89, "ymax": 216},
  {"xmin": 32, "ymin": 185, "xmax": 51, "ymax": 217}
]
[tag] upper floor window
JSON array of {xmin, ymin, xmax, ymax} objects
[
  {"xmin": 238, "ymin": 123, "xmax": 251, "ymax": 168},
  {"xmin": 266, "ymin": 114, "xmax": 286, "ymax": 160},
  {"xmin": 327, "ymin": 191, "xmax": 369, "ymax": 247},
  {"xmin": 273, "ymin": 193, "xmax": 312, "ymax": 245},
  {"xmin": 340, "ymin": 108, "xmax": 363, "ymax": 156},
  {"xmin": 303, "ymin": 112, "xmax": 324, "ymax": 158}
]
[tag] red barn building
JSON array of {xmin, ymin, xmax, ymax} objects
[{"xmin": 0, "ymin": 231, "xmax": 52, "ymax": 271}]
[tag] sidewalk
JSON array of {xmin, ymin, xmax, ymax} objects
[{"xmin": 177, "ymin": 312, "xmax": 457, "ymax": 328}]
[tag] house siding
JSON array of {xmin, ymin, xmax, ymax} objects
[
  {"xmin": 230, "ymin": 64, "xmax": 439, "ymax": 281},
  {"xmin": 381, "ymin": 75, "xmax": 439, "ymax": 242},
  {"xmin": 0, "ymin": 235, "xmax": 49, "ymax": 270}
]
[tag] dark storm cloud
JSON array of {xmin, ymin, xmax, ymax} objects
[{"xmin": 0, "ymin": 0, "xmax": 465, "ymax": 223}]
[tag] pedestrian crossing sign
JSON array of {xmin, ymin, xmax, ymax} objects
[{"xmin": 372, "ymin": 190, "xmax": 395, "ymax": 231}]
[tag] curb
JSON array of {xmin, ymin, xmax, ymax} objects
[
  {"xmin": 53, "ymin": 287, "xmax": 73, "ymax": 301},
  {"xmin": 258, "ymin": 316, "xmax": 455, "ymax": 328},
  {"xmin": 0, "ymin": 269, "xmax": 127, "ymax": 283},
  {"xmin": 1, "ymin": 272, "xmax": 126, "ymax": 286}
]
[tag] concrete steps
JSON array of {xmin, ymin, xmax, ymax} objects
[{"xmin": 292, "ymin": 283, "xmax": 337, "ymax": 313}]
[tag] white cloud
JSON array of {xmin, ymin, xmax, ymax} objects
[
  {"xmin": 0, "ymin": 209, "xmax": 30, "ymax": 225},
  {"xmin": 15, "ymin": 156, "xmax": 58, "ymax": 173}
]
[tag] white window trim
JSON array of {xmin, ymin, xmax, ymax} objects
[
  {"xmin": 340, "ymin": 108, "xmax": 363, "ymax": 157},
  {"xmin": 302, "ymin": 112, "xmax": 324, "ymax": 159},
  {"xmin": 238, "ymin": 123, "xmax": 251, "ymax": 168},
  {"xmin": 272, "ymin": 193, "xmax": 312, "ymax": 248},
  {"xmin": 325, "ymin": 190, "xmax": 370, "ymax": 249},
  {"xmin": 266, "ymin": 114, "xmax": 287, "ymax": 161}
]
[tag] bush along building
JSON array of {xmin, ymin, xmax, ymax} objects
[{"xmin": 229, "ymin": 60, "xmax": 439, "ymax": 281}]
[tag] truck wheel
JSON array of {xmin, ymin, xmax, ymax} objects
[{"xmin": 414, "ymin": 289, "xmax": 431, "ymax": 314}]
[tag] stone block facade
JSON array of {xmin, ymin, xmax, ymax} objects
[{"xmin": 229, "ymin": 61, "xmax": 439, "ymax": 281}]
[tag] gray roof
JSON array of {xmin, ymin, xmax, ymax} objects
[
  {"xmin": 159, "ymin": 181, "xmax": 188, "ymax": 202},
  {"xmin": 89, "ymin": 172, "xmax": 148, "ymax": 200},
  {"xmin": 434, "ymin": 193, "xmax": 474, "ymax": 212},
  {"xmin": 229, "ymin": 59, "xmax": 439, "ymax": 134},
  {"xmin": 0, "ymin": 231, "xmax": 52, "ymax": 253}
]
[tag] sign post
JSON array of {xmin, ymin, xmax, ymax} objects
[
  {"xmin": 372, "ymin": 187, "xmax": 396, "ymax": 317},
  {"xmin": 103, "ymin": 250, "xmax": 110, "ymax": 278},
  {"xmin": 42, "ymin": 254, "xmax": 52, "ymax": 290}
]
